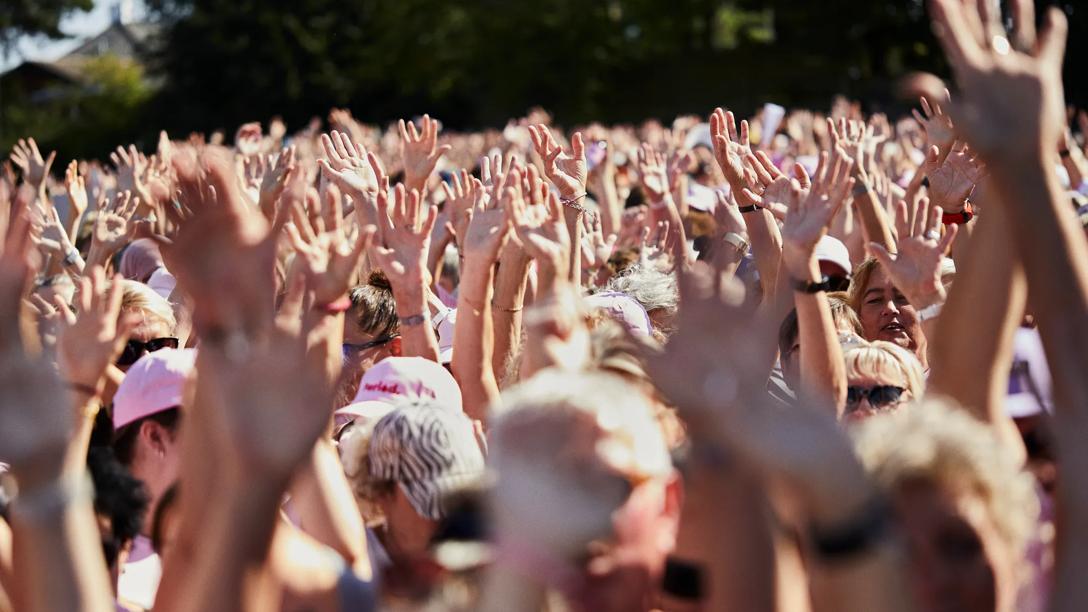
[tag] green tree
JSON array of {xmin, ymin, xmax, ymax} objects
[{"xmin": 0, "ymin": 0, "xmax": 93, "ymax": 56}]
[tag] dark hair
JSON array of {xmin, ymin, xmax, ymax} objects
[
  {"xmin": 113, "ymin": 408, "xmax": 181, "ymax": 467},
  {"xmin": 348, "ymin": 271, "xmax": 400, "ymax": 338},
  {"xmin": 151, "ymin": 483, "xmax": 179, "ymax": 555},
  {"xmin": 87, "ymin": 446, "xmax": 149, "ymax": 569}
]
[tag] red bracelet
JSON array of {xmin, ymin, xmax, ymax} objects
[
  {"xmin": 941, "ymin": 201, "xmax": 975, "ymax": 225},
  {"xmin": 316, "ymin": 295, "xmax": 352, "ymax": 314}
]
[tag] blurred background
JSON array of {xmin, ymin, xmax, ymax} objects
[{"xmin": 1, "ymin": 0, "xmax": 1084, "ymax": 160}]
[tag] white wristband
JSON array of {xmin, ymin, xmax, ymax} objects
[{"xmin": 917, "ymin": 302, "xmax": 943, "ymax": 322}]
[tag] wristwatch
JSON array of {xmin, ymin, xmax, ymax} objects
[{"xmin": 792, "ymin": 275, "xmax": 833, "ymax": 294}]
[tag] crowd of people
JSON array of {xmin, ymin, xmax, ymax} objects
[{"xmin": 1, "ymin": 0, "xmax": 1088, "ymax": 610}]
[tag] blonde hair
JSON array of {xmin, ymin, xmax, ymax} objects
[
  {"xmin": 843, "ymin": 340, "xmax": 925, "ymax": 401},
  {"xmin": 120, "ymin": 280, "xmax": 177, "ymax": 332},
  {"xmin": 852, "ymin": 400, "xmax": 1039, "ymax": 558},
  {"xmin": 493, "ymin": 369, "xmax": 672, "ymax": 482},
  {"xmin": 847, "ymin": 257, "xmax": 881, "ymax": 315},
  {"xmin": 337, "ymin": 419, "xmax": 394, "ymax": 526}
]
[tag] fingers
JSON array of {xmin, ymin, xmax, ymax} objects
[
  {"xmin": 570, "ymin": 132, "xmax": 585, "ymax": 163},
  {"xmin": 1037, "ymin": 7, "xmax": 1068, "ymax": 68},
  {"xmin": 938, "ymin": 221, "xmax": 959, "ymax": 253},
  {"xmin": 1010, "ymin": 0, "xmax": 1036, "ymax": 52}
]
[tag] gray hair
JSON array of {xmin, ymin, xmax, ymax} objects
[{"xmin": 604, "ymin": 263, "xmax": 678, "ymax": 316}]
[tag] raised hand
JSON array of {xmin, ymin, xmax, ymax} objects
[
  {"xmin": 111, "ymin": 145, "xmax": 148, "ymax": 195},
  {"xmin": 399, "ymin": 115, "xmax": 451, "ymax": 192},
  {"xmin": 258, "ymin": 146, "xmax": 297, "ymax": 220},
  {"xmin": 64, "ymin": 161, "xmax": 88, "ymax": 237},
  {"xmin": 906, "ymin": 0, "xmax": 1067, "ymax": 162},
  {"xmin": 55, "ymin": 266, "xmax": 135, "ymax": 393},
  {"xmin": 869, "ymin": 197, "xmax": 959, "ymax": 311},
  {"xmin": 912, "ymin": 92, "xmax": 956, "ymax": 161},
  {"xmin": 636, "ymin": 143, "xmax": 671, "ymax": 203},
  {"xmin": 922, "ymin": 145, "xmax": 985, "ymax": 212},
  {"xmin": 780, "ymin": 152, "xmax": 855, "ymax": 279},
  {"xmin": 580, "ymin": 212, "xmax": 616, "ymax": 273},
  {"xmin": 527, "ymin": 124, "xmax": 587, "ymax": 199},
  {"xmin": 319, "ymin": 130, "xmax": 381, "ymax": 199},
  {"xmin": 461, "ymin": 175, "xmax": 513, "ymax": 265},
  {"xmin": 285, "ymin": 188, "xmax": 372, "ymax": 305},
  {"xmin": 162, "ymin": 147, "xmax": 285, "ymax": 336},
  {"xmin": 0, "ymin": 206, "xmax": 72, "ymax": 479},
  {"xmin": 368, "ymin": 183, "xmax": 437, "ymax": 289},
  {"xmin": 709, "ymin": 107, "xmax": 751, "ymax": 188},
  {"xmin": 506, "ymin": 178, "xmax": 569, "ymax": 280},
  {"xmin": 439, "ymin": 169, "xmax": 480, "ymax": 250},
  {"xmin": 9, "ymin": 137, "xmax": 56, "ymax": 190},
  {"xmin": 90, "ymin": 191, "xmax": 139, "ymax": 259}
]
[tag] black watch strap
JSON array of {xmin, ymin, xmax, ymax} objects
[
  {"xmin": 792, "ymin": 275, "xmax": 832, "ymax": 294},
  {"xmin": 809, "ymin": 496, "xmax": 890, "ymax": 562},
  {"xmin": 738, "ymin": 204, "xmax": 760, "ymax": 214}
]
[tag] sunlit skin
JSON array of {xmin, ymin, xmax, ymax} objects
[{"xmin": 858, "ymin": 266, "xmax": 928, "ymax": 369}]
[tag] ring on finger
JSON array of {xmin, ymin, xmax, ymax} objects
[{"xmin": 924, "ymin": 229, "xmax": 940, "ymax": 241}]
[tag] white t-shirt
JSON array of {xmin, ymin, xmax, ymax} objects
[{"xmin": 118, "ymin": 535, "xmax": 161, "ymax": 610}]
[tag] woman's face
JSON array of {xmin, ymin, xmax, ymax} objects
[
  {"xmin": 858, "ymin": 267, "xmax": 925, "ymax": 358},
  {"xmin": 895, "ymin": 480, "xmax": 1019, "ymax": 612},
  {"xmin": 119, "ymin": 313, "xmax": 175, "ymax": 373}
]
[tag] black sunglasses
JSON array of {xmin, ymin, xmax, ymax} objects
[
  {"xmin": 846, "ymin": 385, "xmax": 905, "ymax": 408},
  {"xmin": 342, "ymin": 335, "xmax": 399, "ymax": 359},
  {"xmin": 117, "ymin": 337, "xmax": 180, "ymax": 366}
]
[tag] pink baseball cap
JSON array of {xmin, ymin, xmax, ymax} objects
[
  {"xmin": 335, "ymin": 356, "xmax": 463, "ymax": 427},
  {"xmin": 584, "ymin": 291, "xmax": 653, "ymax": 336},
  {"xmin": 113, "ymin": 348, "xmax": 197, "ymax": 430}
]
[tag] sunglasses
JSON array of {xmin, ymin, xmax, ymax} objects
[
  {"xmin": 117, "ymin": 337, "xmax": 180, "ymax": 366},
  {"xmin": 846, "ymin": 385, "xmax": 905, "ymax": 408},
  {"xmin": 341, "ymin": 335, "xmax": 399, "ymax": 359}
]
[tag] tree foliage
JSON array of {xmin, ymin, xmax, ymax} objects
[{"xmin": 0, "ymin": 0, "xmax": 93, "ymax": 51}]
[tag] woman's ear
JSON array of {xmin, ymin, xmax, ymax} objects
[
  {"xmin": 389, "ymin": 337, "xmax": 403, "ymax": 357},
  {"xmin": 142, "ymin": 420, "xmax": 171, "ymax": 458}
]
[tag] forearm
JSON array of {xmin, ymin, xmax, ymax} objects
[
  {"xmin": 290, "ymin": 441, "xmax": 370, "ymax": 577},
  {"xmin": 852, "ymin": 190, "xmax": 895, "ymax": 253},
  {"xmin": 178, "ymin": 479, "xmax": 285, "ymax": 612},
  {"xmin": 392, "ymin": 284, "xmax": 440, "ymax": 362},
  {"xmin": 563, "ymin": 207, "xmax": 583, "ymax": 289},
  {"xmin": 928, "ymin": 207, "xmax": 1027, "ymax": 462},
  {"xmin": 671, "ymin": 454, "xmax": 775, "ymax": 612},
  {"xmin": 742, "ymin": 210, "xmax": 784, "ymax": 302},
  {"xmin": 592, "ymin": 180, "xmax": 621, "ymax": 239},
  {"xmin": 491, "ymin": 255, "xmax": 531, "ymax": 384},
  {"xmin": 452, "ymin": 261, "xmax": 501, "ymax": 422},
  {"xmin": 10, "ymin": 472, "xmax": 113, "ymax": 612},
  {"xmin": 303, "ymin": 311, "xmax": 345, "ymax": 387}
]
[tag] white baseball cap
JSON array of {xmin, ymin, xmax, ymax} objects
[{"xmin": 813, "ymin": 235, "xmax": 852, "ymax": 278}]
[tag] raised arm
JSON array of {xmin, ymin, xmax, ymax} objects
[
  {"xmin": 367, "ymin": 183, "xmax": 441, "ymax": 362},
  {"xmin": 780, "ymin": 151, "xmax": 856, "ymax": 413},
  {"xmin": 0, "ymin": 209, "xmax": 113, "ymax": 612},
  {"xmin": 528, "ymin": 125, "xmax": 587, "ymax": 285},
  {"xmin": 451, "ymin": 173, "xmax": 514, "ymax": 422},
  {"xmin": 905, "ymin": 1, "xmax": 1088, "ymax": 610}
]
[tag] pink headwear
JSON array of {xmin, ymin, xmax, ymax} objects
[
  {"xmin": 113, "ymin": 348, "xmax": 197, "ymax": 430},
  {"xmin": 334, "ymin": 356, "xmax": 463, "ymax": 427},
  {"xmin": 120, "ymin": 239, "xmax": 165, "ymax": 284}
]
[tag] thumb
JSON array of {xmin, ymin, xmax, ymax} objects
[{"xmin": 868, "ymin": 242, "xmax": 894, "ymax": 268}]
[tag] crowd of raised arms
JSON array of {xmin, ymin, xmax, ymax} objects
[{"xmin": 2, "ymin": 1, "xmax": 1088, "ymax": 611}]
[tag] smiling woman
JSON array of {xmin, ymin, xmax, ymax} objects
[{"xmin": 848, "ymin": 258, "xmax": 929, "ymax": 369}]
